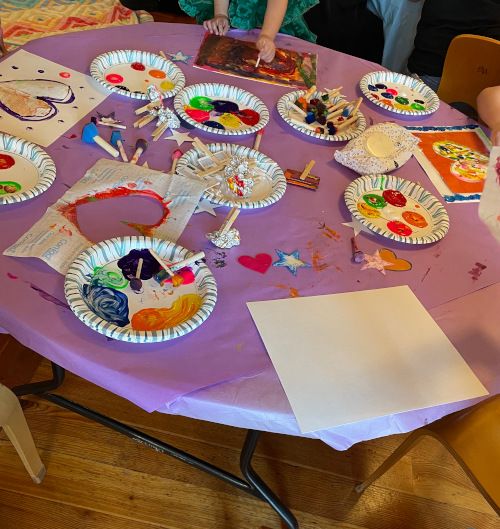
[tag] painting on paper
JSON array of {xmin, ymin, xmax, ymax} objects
[
  {"xmin": 194, "ymin": 34, "xmax": 317, "ymax": 89},
  {"xmin": 0, "ymin": 49, "xmax": 109, "ymax": 147},
  {"xmin": 408, "ymin": 125, "xmax": 491, "ymax": 202}
]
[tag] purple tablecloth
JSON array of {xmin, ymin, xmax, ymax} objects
[{"xmin": 0, "ymin": 23, "xmax": 499, "ymax": 448}]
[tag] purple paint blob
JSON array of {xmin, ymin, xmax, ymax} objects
[{"xmin": 211, "ymin": 100, "xmax": 239, "ymax": 113}]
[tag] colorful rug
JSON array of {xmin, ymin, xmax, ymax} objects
[{"xmin": 0, "ymin": 0, "xmax": 151, "ymax": 51}]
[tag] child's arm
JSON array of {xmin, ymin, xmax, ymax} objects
[
  {"xmin": 203, "ymin": 0, "xmax": 230, "ymax": 36},
  {"xmin": 477, "ymin": 86, "xmax": 500, "ymax": 146},
  {"xmin": 256, "ymin": 0, "xmax": 288, "ymax": 63}
]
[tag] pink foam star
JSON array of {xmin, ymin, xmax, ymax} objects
[{"xmin": 360, "ymin": 250, "xmax": 392, "ymax": 275}]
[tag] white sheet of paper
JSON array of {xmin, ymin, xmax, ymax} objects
[
  {"xmin": 247, "ymin": 286, "xmax": 488, "ymax": 433},
  {"xmin": 0, "ymin": 50, "xmax": 109, "ymax": 147},
  {"xmin": 479, "ymin": 146, "xmax": 500, "ymax": 242}
]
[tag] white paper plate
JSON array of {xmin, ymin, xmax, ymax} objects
[
  {"xmin": 176, "ymin": 143, "xmax": 286, "ymax": 209},
  {"xmin": 0, "ymin": 133, "xmax": 56, "ymax": 205},
  {"xmin": 90, "ymin": 50, "xmax": 185, "ymax": 100},
  {"xmin": 344, "ymin": 174, "xmax": 449, "ymax": 244},
  {"xmin": 277, "ymin": 90, "xmax": 366, "ymax": 142},
  {"xmin": 65, "ymin": 236, "xmax": 217, "ymax": 343},
  {"xmin": 359, "ymin": 71, "xmax": 440, "ymax": 116},
  {"xmin": 173, "ymin": 83, "xmax": 269, "ymax": 135}
]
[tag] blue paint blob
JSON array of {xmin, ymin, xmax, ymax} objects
[
  {"xmin": 204, "ymin": 120, "xmax": 226, "ymax": 130},
  {"xmin": 380, "ymin": 92, "xmax": 394, "ymax": 99},
  {"xmin": 305, "ymin": 112, "xmax": 316, "ymax": 124},
  {"xmin": 211, "ymin": 100, "xmax": 240, "ymax": 113},
  {"xmin": 367, "ymin": 84, "xmax": 378, "ymax": 91},
  {"xmin": 82, "ymin": 284, "xmax": 130, "ymax": 327}
]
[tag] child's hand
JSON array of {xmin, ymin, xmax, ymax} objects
[
  {"xmin": 203, "ymin": 15, "xmax": 230, "ymax": 36},
  {"xmin": 256, "ymin": 35, "xmax": 276, "ymax": 63}
]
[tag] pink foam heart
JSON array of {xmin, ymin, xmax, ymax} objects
[{"xmin": 238, "ymin": 253, "xmax": 272, "ymax": 274}]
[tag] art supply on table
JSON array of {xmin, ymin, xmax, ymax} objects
[
  {"xmin": 170, "ymin": 149, "xmax": 183, "ymax": 173},
  {"xmin": 0, "ymin": 50, "xmax": 109, "ymax": 148},
  {"xmin": 149, "ymin": 248, "xmax": 174, "ymax": 278},
  {"xmin": 350, "ymin": 237, "xmax": 364, "ymax": 263},
  {"xmin": 206, "ymin": 207, "xmax": 241, "ymax": 248},
  {"xmin": 154, "ymin": 251, "xmax": 206, "ymax": 286},
  {"xmin": 81, "ymin": 122, "xmax": 119, "ymax": 158},
  {"xmin": 110, "ymin": 130, "xmax": 128, "ymax": 162},
  {"xmin": 130, "ymin": 138, "xmax": 148, "ymax": 165},
  {"xmin": 94, "ymin": 112, "xmax": 126, "ymax": 129},
  {"xmin": 129, "ymin": 257, "xmax": 144, "ymax": 293},
  {"xmin": 253, "ymin": 128, "xmax": 264, "ymax": 151},
  {"xmin": 194, "ymin": 34, "xmax": 317, "ymax": 89},
  {"xmin": 284, "ymin": 160, "xmax": 320, "ymax": 190},
  {"xmin": 334, "ymin": 123, "xmax": 419, "ymax": 175},
  {"xmin": 407, "ymin": 125, "xmax": 490, "ymax": 203},
  {"xmin": 478, "ymin": 146, "xmax": 500, "ymax": 242},
  {"xmin": 247, "ymin": 286, "xmax": 487, "ymax": 433}
]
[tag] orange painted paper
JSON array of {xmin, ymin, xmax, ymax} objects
[{"xmin": 413, "ymin": 130, "xmax": 489, "ymax": 194}]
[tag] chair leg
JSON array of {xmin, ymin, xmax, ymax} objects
[
  {"xmin": 0, "ymin": 385, "xmax": 46, "ymax": 484},
  {"xmin": 355, "ymin": 430, "xmax": 424, "ymax": 493}
]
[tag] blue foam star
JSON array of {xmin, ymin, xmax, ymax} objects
[
  {"xmin": 168, "ymin": 51, "xmax": 193, "ymax": 64},
  {"xmin": 272, "ymin": 249, "xmax": 311, "ymax": 276}
]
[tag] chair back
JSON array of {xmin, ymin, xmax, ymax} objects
[{"xmin": 438, "ymin": 34, "xmax": 500, "ymax": 110}]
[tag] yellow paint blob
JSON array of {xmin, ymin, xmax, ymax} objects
[
  {"xmin": 160, "ymin": 80, "xmax": 175, "ymax": 91},
  {"xmin": 218, "ymin": 112, "xmax": 242, "ymax": 129},
  {"xmin": 357, "ymin": 202, "xmax": 381, "ymax": 219},
  {"xmin": 131, "ymin": 294, "xmax": 202, "ymax": 331}
]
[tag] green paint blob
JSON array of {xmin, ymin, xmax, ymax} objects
[
  {"xmin": 362, "ymin": 193, "xmax": 387, "ymax": 209},
  {"xmin": 395, "ymin": 96, "xmax": 409, "ymax": 105},
  {"xmin": 0, "ymin": 181, "xmax": 21, "ymax": 195},
  {"xmin": 411, "ymin": 102, "xmax": 425, "ymax": 111},
  {"xmin": 91, "ymin": 266, "xmax": 129, "ymax": 290},
  {"xmin": 189, "ymin": 96, "xmax": 214, "ymax": 111}
]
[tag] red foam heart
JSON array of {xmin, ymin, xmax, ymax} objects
[{"xmin": 238, "ymin": 253, "xmax": 272, "ymax": 274}]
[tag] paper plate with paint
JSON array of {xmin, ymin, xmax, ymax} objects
[
  {"xmin": 64, "ymin": 236, "xmax": 217, "ymax": 343},
  {"xmin": 176, "ymin": 143, "xmax": 286, "ymax": 209},
  {"xmin": 359, "ymin": 71, "xmax": 440, "ymax": 116},
  {"xmin": 90, "ymin": 50, "xmax": 185, "ymax": 100},
  {"xmin": 0, "ymin": 133, "xmax": 56, "ymax": 205},
  {"xmin": 173, "ymin": 83, "xmax": 269, "ymax": 135},
  {"xmin": 344, "ymin": 174, "xmax": 449, "ymax": 244},
  {"xmin": 277, "ymin": 90, "xmax": 366, "ymax": 142}
]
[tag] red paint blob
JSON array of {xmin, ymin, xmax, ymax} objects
[
  {"xmin": 382, "ymin": 189, "xmax": 407, "ymax": 207},
  {"xmin": 105, "ymin": 73, "xmax": 124, "ymax": 84},
  {"xmin": 184, "ymin": 106, "xmax": 210, "ymax": 123},
  {"xmin": 387, "ymin": 220, "xmax": 412, "ymax": 237},
  {"xmin": 386, "ymin": 88, "xmax": 398, "ymax": 95},
  {"xmin": 131, "ymin": 62, "xmax": 146, "ymax": 71},
  {"xmin": 237, "ymin": 108, "xmax": 260, "ymax": 126},
  {"xmin": 0, "ymin": 153, "xmax": 15, "ymax": 170},
  {"xmin": 59, "ymin": 71, "xmax": 71, "ymax": 78}
]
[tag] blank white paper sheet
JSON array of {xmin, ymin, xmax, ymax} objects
[{"xmin": 247, "ymin": 286, "xmax": 488, "ymax": 433}]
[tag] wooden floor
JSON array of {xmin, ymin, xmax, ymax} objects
[{"xmin": 0, "ymin": 336, "xmax": 498, "ymax": 529}]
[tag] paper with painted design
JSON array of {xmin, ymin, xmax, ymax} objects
[
  {"xmin": 194, "ymin": 34, "xmax": 317, "ymax": 89},
  {"xmin": 0, "ymin": 49, "xmax": 108, "ymax": 147},
  {"xmin": 3, "ymin": 159, "xmax": 206, "ymax": 274}
]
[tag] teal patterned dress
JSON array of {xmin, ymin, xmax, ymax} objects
[{"xmin": 179, "ymin": 0, "xmax": 318, "ymax": 42}]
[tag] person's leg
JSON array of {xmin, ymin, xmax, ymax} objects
[{"xmin": 367, "ymin": 0, "xmax": 424, "ymax": 72}]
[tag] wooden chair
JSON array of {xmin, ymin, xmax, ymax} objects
[
  {"xmin": 356, "ymin": 395, "xmax": 500, "ymax": 516},
  {"xmin": 437, "ymin": 34, "xmax": 500, "ymax": 111},
  {"xmin": 0, "ymin": 383, "xmax": 46, "ymax": 484}
]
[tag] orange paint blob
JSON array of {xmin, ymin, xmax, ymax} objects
[
  {"xmin": 149, "ymin": 69, "xmax": 167, "ymax": 79},
  {"xmin": 131, "ymin": 294, "xmax": 202, "ymax": 331}
]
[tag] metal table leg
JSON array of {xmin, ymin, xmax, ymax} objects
[{"xmin": 13, "ymin": 362, "xmax": 299, "ymax": 528}]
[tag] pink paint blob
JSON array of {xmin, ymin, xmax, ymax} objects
[
  {"xmin": 105, "ymin": 73, "xmax": 124, "ymax": 84},
  {"xmin": 131, "ymin": 62, "xmax": 146, "ymax": 71}
]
